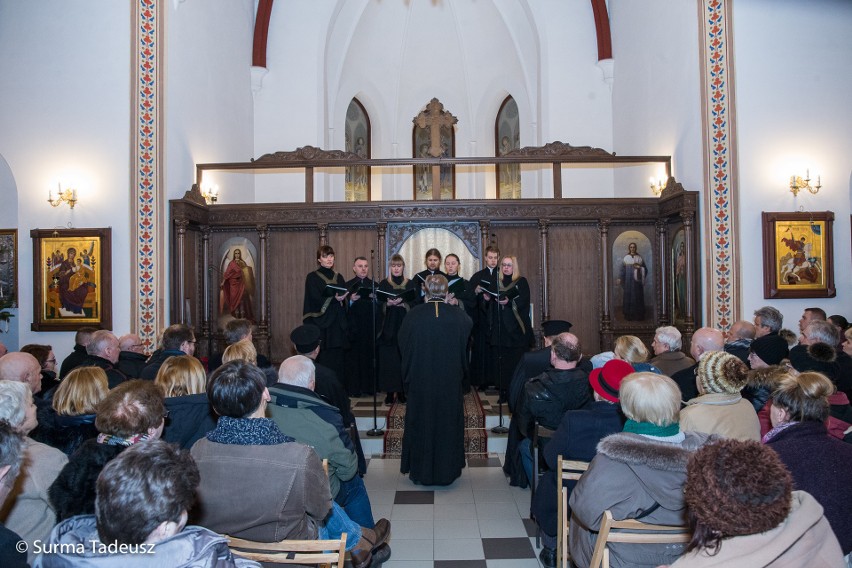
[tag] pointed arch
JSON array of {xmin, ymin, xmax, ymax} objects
[
  {"xmin": 495, "ymin": 95, "xmax": 521, "ymax": 199},
  {"xmin": 345, "ymin": 98, "xmax": 371, "ymax": 201}
]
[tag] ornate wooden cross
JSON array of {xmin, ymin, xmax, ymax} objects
[{"xmin": 414, "ymin": 98, "xmax": 457, "ymax": 199}]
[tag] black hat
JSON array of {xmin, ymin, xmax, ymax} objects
[
  {"xmin": 541, "ymin": 320, "xmax": 572, "ymax": 337},
  {"xmin": 788, "ymin": 342, "xmax": 838, "ymax": 380},
  {"xmin": 749, "ymin": 334, "xmax": 789, "ymax": 366},
  {"xmin": 290, "ymin": 325, "xmax": 321, "ymax": 354}
]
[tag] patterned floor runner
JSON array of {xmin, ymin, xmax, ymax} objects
[{"xmin": 383, "ymin": 389, "xmax": 488, "ymax": 457}]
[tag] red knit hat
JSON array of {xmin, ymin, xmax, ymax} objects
[{"xmin": 588, "ymin": 359, "xmax": 634, "ymax": 403}]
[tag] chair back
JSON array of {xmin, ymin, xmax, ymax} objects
[
  {"xmin": 531, "ymin": 422, "xmax": 556, "ymax": 547},
  {"xmin": 588, "ymin": 510, "xmax": 691, "ymax": 568},
  {"xmin": 226, "ymin": 533, "xmax": 347, "ymax": 568},
  {"xmin": 556, "ymin": 456, "xmax": 589, "ymax": 568}
]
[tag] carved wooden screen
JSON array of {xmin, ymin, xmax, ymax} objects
[
  {"xmin": 345, "ymin": 98, "xmax": 370, "ymax": 201},
  {"xmin": 495, "ymin": 96, "xmax": 521, "ymax": 199}
]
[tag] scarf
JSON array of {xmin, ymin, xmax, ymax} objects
[
  {"xmin": 762, "ymin": 420, "xmax": 799, "ymax": 444},
  {"xmin": 206, "ymin": 416, "xmax": 294, "ymax": 446},
  {"xmin": 97, "ymin": 432, "xmax": 149, "ymax": 447},
  {"xmin": 623, "ymin": 419, "xmax": 680, "ymax": 438}
]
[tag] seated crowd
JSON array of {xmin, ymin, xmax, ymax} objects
[{"xmin": 0, "ymin": 304, "xmax": 848, "ymax": 567}]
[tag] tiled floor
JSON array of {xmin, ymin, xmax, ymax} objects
[{"xmin": 363, "ymin": 454, "xmax": 546, "ymax": 568}]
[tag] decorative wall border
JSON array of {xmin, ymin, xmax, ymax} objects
[
  {"xmin": 132, "ymin": 0, "xmax": 165, "ymax": 348},
  {"xmin": 699, "ymin": 0, "xmax": 740, "ymax": 331}
]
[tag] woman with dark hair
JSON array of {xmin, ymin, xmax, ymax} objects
[
  {"xmin": 48, "ymin": 380, "xmax": 166, "ymax": 522},
  {"xmin": 763, "ymin": 372, "xmax": 852, "ymax": 556},
  {"xmin": 191, "ymin": 361, "xmax": 390, "ymax": 568},
  {"xmin": 485, "ymin": 255, "xmax": 533, "ymax": 402},
  {"xmin": 20, "ymin": 344, "xmax": 60, "ymax": 395},
  {"xmin": 670, "ymin": 439, "xmax": 842, "ymax": 567},
  {"xmin": 303, "ymin": 245, "xmax": 348, "ymax": 379},
  {"xmin": 377, "ymin": 254, "xmax": 418, "ymax": 405}
]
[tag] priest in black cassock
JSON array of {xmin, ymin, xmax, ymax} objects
[{"xmin": 398, "ymin": 274, "xmax": 473, "ymax": 486}]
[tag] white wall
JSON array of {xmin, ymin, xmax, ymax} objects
[
  {"xmin": 733, "ymin": 0, "xmax": 852, "ymax": 328},
  {"xmin": 0, "ymin": 0, "xmax": 132, "ymax": 360}
]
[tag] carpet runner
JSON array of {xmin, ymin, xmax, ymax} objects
[{"xmin": 383, "ymin": 389, "xmax": 488, "ymax": 457}]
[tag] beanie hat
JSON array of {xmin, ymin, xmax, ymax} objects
[
  {"xmin": 685, "ymin": 439, "xmax": 792, "ymax": 537},
  {"xmin": 788, "ymin": 342, "xmax": 838, "ymax": 380},
  {"xmin": 290, "ymin": 325, "xmax": 321, "ymax": 354},
  {"xmin": 697, "ymin": 351, "xmax": 748, "ymax": 394},
  {"xmin": 749, "ymin": 334, "xmax": 789, "ymax": 366},
  {"xmin": 588, "ymin": 359, "xmax": 634, "ymax": 403}
]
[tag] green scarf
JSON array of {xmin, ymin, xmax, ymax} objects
[{"xmin": 623, "ymin": 419, "xmax": 680, "ymax": 438}]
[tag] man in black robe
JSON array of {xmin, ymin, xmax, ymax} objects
[
  {"xmin": 345, "ymin": 256, "xmax": 378, "ymax": 396},
  {"xmin": 466, "ymin": 245, "xmax": 500, "ymax": 389},
  {"xmin": 398, "ymin": 275, "xmax": 472, "ymax": 486}
]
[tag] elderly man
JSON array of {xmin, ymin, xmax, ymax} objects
[
  {"xmin": 650, "ymin": 326, "xmax": 696, "ymax": 376},
  {"xmin": 671, "ymin": 326, "xmax": 724, "ymax": 402},
  {"xmin": 723, "ymin": 320, "xmax": 756, "ymax": 365},
  {"xmin": 753, "ymin": 306, "xmax": 783, "ymax": 338},
  {"xmin": 37, "ymin": 440, "xmax": 260, "ymax": 568},
  {"xmin": 80, "ymin": 330, "xmax": 127, "ymax": 388},
  {"xmin": 116, "ymin": 333, "xmax": 147, "ymax": 378},
  {"xmin": 0, "ymin": 421, "xmax": 27, "ymax": 568},
  {"xmin": 795, "ymin": 320, "xmax": 852, "ymax": 400},
  {"xmin": 58, "ymin": 326, "xmax": 98, "ymax": 379},
  {"xmin": 515, "ymin": 332, "xmax": 593, "ymax": 484},
  {"xmin": 398, "ymin": 274, "xmax": 472, "ymax": 486},
  {"xmin": 268, "ymin": 356, "xmax": 384, "ymax": 561},
  {"xmin": 0, "ymin": 353, "xmax": 42, "ymax": 395},
  {"xmin": 140, "ymin": 324, "xmax": 196, "ymax": 380}
]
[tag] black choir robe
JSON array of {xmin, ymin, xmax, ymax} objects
[{"xmin": 303, "ymin": 266, "xmax": 348, "ymax": 378}]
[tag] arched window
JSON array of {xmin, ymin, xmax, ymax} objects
[
  {"xmin": 345, "ymin": 98, "xmax": 370, "ymax": 201},
  {"xmin": 495, "ymin": 96, "xmax": 520, "ymax": 199},
  {"xmin": 413, "ymin": 98, "xmax": 456, "ymax": 200}
]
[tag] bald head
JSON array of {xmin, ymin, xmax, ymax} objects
[
  {"xmin": 690, "ymin": 327, "xmax": 724, "ymax": 361},
  {"xmin": 118, "ymin": 333, "xmax": 144, "ymax": 354},
  {"xmin": 728, "ymin": 321, "xmax": 755, "ymax": 342},
  {"xmin": 551, "ymin": 332, "xmax": 582, "ymax": 368},
  {"xmin": 0, "ymin": 352, "xmax": 42, "ymax": 394}
]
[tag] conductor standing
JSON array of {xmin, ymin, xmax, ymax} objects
[{"xmin": 398, "ymin": 274, "xmax": 473, "ymax": 486}]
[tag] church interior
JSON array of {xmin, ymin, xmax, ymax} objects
[{"xmin": 0, "ymin": 1, "xmax": 850, "ymax": 567}]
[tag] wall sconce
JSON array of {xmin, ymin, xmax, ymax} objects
[
  {"xmin": 789, "ymin": 170, "xmax": 821, "ymax": 197},
  {"xmin": 201, "ymin": 184, "xmax": 219, "ymax": 204},
  {"xmin": 650, "ymin": 177, "xmax": 666, "ymax": 197},
  {"xmin": 48, "ymin": 184, "xmax": 78, "ymax": 209}
]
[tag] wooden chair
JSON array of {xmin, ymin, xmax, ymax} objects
[
  {"xmin": 226, "ymin": 534, "xmax": 346, "ymax": 567},
  {"xmin": 588, "ymin": 510, "xmax": 691, "ymax": 568},
  {"xmin": 531, "ymin": 422, "xmax": 555, "ymax": 547},
  {"xmin": 556, "ymin": 456, "xmax": 589, "ymax": 568}
]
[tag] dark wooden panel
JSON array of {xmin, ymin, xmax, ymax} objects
[
  {"xmin": 327, "ymin": 227, "xmax": 380, "ymax": 280},
  {"xmin": 268, "ymin": 230, "xmax": 318, "ymax": 363},
  {"xmin": 547, "ymin": 225, "xmax": 602, "ymax": 352}
]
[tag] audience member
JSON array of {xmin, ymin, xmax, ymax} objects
[
  {"xmin": 799, "ymin": 306, "xmax": 827, "ymax": 339},
  {"xmin": 19, "ymin": 344, "xmax": 60, "ymax": 396},
  {"xmin": 208, "ymin": 318, "xmax": 271, "ymax": 373},
  {"xmin": 743, "ymin": 334, "xmax": 789, "ymax": 435},
  {"xmin": 58, "ymin": 326, "xmax": 97, "ymax": 380},
  {"xmin": 33, "ymin": 367, "xmax": 108, "ymax": 455},
  {"xmin": 37, "ymin": 440, "xmax": 260, "ymax": 567},
  {"xmin": 268, "ymin": 355, "xmax": 380, "ymax": 547},
  {"xmin": 0, "ymin": 352, "xmax": 43, "ymax": 395},
  {"xmin": 763, "ymin": 372, "xmax": 852, "ymax": 556},
  {"xmin": 671, "ymin": 439, "xmax": 843, "ymax": 567},
  {"xmin": 569, "ymin": 372, "xmax": 713, "ymax": 568},
  {"xmin": 155, "ymin": 355, "xmax": 216, "ymax": 449},
  {"xmin": 191, "ymin": 361, "xmax": 390, "ymax": 568},
  {"xmin": 79, "ymin": 330, "xmax": 128, "ymax": 388},
  {"xmin": 753, "ymin": 306, "xmax": 783, "ymax": 338},
  {"xmin": 116, "ymin": 333, "xmax": 148, "ymax": 378},
  {"xmin": 650, "ymin": 326, "xmax": 695, "ymax": 376},
  {"xmin": 531, "ymin": 359, "xmax": 629, "ymax": 568},
  {"xmin": 0, "ymin": 381, "xmax": 67, "ymax": 563},
  {"xmin": 513, "ymin": 333, "xmax": 592, "ymax": 485},
  {"xmin": 722, "ymin": 320, "xmax": 755, "ymax": 364},
  {"xmin": 0, "ymin": 420, "xmax": 27, "ymax": 568},
  {"xmin": 48, "ymin": 380, "xmax": 166, "ymax": 522},
  {"xmin": 680, "ymin": 351, "xmax": 760, "ymax": 441},
  {"xmin": 140, "ymin": 324, "xmax": 196, "ymax": 380},
  {"xmin": 671, "ymin": 327, "xmax": 724, "ymax": 402},
  {"xmin": 613, "ymin": 335, "xmax": 662, "ymax": 373},
  {"xmin": 0, "ymin": 342, "xmax": 7, "ymax": 359},
  {"xmin": 828, "ymin": 314, "xmax": 849, "ymax": 339}
]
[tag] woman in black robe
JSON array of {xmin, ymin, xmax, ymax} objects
[
  {"xmin": 303, "ymin": 245, "xmax": 348, "ymax": 379},
  {"xmin": 377, "ymin": 254, "xmax": 418, "ymax": 405}
]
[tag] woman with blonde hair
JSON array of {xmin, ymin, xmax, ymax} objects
[
  {"xmin": 222, "ymin": 338, "xmax": 257, "ymax": 365},
  {"xmin": 569, "ymin": 372, "xmax": 713, "ymax": 568},
  {"xmin": 35, "ymin": 367, "xmax": 109, "ymax": 455},
  {"xmin": 614, "ymin": 335, "xmax": 662, "ymax": 374},
  {"xmin": 764, "ymin": 371, "xmax": 852, "ymax": 556},
  {"xmin": 155, "ymin": 355, "xmax": 215, "ymax": 449}
]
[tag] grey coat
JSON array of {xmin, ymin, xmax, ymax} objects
[{"xmin": 568, "ymin": 431, "xmax": 713, "ymax": 568}]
